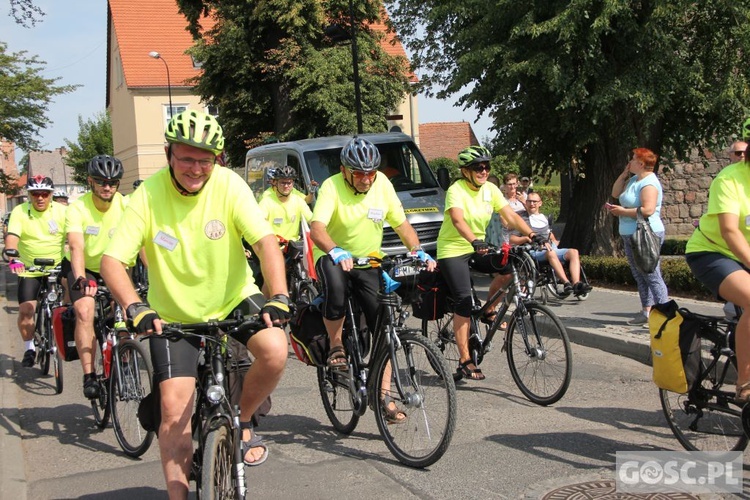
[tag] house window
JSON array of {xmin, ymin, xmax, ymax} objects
[
  {"xmin": 164, "ymin": 104, "xmax": 188, "ymax": 125},
  {"xmin": 191, "ymin": 55, "xmax": 202, "ymax": 69},
  {"xmin": 206, "ymin": 104, "xmax": 219, "ymax": 117}
]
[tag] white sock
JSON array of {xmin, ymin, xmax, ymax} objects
[{"xmin": 24, "ymin": 340, "xmax": 35, "ymax": 351}]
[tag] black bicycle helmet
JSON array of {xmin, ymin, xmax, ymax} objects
[
  {"xmin": 272, "ymin": 165, "xmax": 297, "ymax": 180},
  {"xmin": 27, "ymin": 175, "xmax": 54, "ymax": 192},
  {"xmin": 87, "ymin": 155, "xmax": 124, "ymax": 180},
  {"xmin": 457, "ymin": 145, "xmax": 492, "ymax": 167},
  {"xmin": 340, "ymin": 137, "xmax": 381, "ymax": 171}
]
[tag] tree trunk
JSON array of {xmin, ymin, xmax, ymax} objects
[{"xmin": 559, "ymin": 144, "xmax": 631, "ymax": 256}]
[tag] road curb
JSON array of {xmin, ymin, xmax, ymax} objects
[
  {"xmin": 566, "ymin": 325, "xmax": 652, "ymax": 366},
  {"xmin": 0, "ymin": 266, "xmax": 27, "ymax": 500}
]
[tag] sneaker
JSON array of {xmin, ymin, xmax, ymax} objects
[
  {"xmin": 627, "ymin": 312, "xmax": 649, "ymax": 326},
  {"xmin": 573, "ymin": 281, "xmax": 592, "ymax": 297},
  {"xmin": 83, "ymin": 375, "xmax": 100, "ymax": 399},
  {"xmin": 560, "ymin": 282, "xmax": 574, "ymax": 298},
  {"xmin": 21, "ymin": 349, "xmax": 35, "ymax": 367}
]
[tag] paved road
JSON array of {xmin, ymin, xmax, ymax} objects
[{"xmin": 1, "ymin": 266, "xmax": 746, "ymax": 499}]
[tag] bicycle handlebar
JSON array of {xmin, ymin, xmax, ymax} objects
[
  {"xmin": 149, "ymin": 316, "xmax": 266, "ymax": 343},
  {"xmin": 351, "ymin": 253, "xmax": 428, "ymax": 272}
]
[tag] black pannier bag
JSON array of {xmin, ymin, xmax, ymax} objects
[
  {"xmin": 412, "ymin": 269, "xmax": 448, "ymax": 321},
  {"xmin": 289, "ymin": 299, "xmax": 329, "ymax": 366}
]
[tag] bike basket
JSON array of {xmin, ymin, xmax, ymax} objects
[
  {"xmin": 53, "ymin": 305, "xmax": 79, "ymax": 362},
  {"xmin": 289, "ymin": 301, "xmax": 329, "ymax": 367}
]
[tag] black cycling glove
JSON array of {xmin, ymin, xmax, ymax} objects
[
  {"xmin": 127, "ymin": 302, "xmax": 161, "ymax": 334},
  {"xmin": 471, "ymin": 239, "xmax": 489, "ymax": 253},
  {"xmin": 72, "ymin": 276, "xmax": 97, "ymax": 291},
  {"xmin": 261, "ymin": 294, "xmax": 291, "ymax": 324},
  {"xmin": 531, "ymin": 233, "xmax": 547, "ymax": 246}
]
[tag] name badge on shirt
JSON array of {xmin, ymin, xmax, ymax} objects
[
  {"xmin": 368, "ymin": 208, "xmax": 384, "ymax": 222},
  {"xmin": 48, "ymin": 220, "xmax": 59, "ymax": 234},
  {"xmin": 273, "ymin": 217, "xmax": 283, "ymax": 226},
  {"xmin": 153, "ymin": 231, "xmax": 179, "ymax": 251},
  {"xmin": 483, "ymin": 188, "xmax": 492, "ymax": 202},
  {"xmin": 85, "ymin": 225, "xmax": 100, "ymax": 236}
]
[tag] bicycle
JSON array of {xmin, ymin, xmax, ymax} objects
[
  {"xmin": 5, "ymin": 249, "xmax": 65, "ymax": 393},
  {"xmin": 150, "ymin": 315, "xmax": 266, "ymax": 500},
  {"xmin": 658, "ymin": 308, "xmax": 748, "ymax": 452},
  {"xmin": 277, "ymin": 236, "xmax": 318, "ymax": 305},
  {"xmin": 316, "ymin": 254, "xmax": 457, "ymax": 468},
  {"xmin": 87, "ymin": 282, "xmax": 154, "ymax": 457},
  {"xmin": 421, "ymin": 244, "xmax": 573, "ymax": 406}
]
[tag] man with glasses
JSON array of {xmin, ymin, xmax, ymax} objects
[
  {"xmin": 728, "ymin": 141, "xmax": 747, "ymax": 167},
  {"xmin": 65, "ymin": 155, "xmax": 127, "ymax": 399},
  {"xmin": 311, "ymin": 137, "xmax": 435, "ymax": 385},
  {"xmin": 259, "ymin": 165, "xmax": 313, "ymax": 242},
  {"xmin": 4, "ymin": 175, "xmax": 67, "ymax": 368},
  {"xmin": 511, "ymin": 192, "xmax": 591, "ymax": 297}
]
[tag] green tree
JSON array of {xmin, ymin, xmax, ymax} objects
[
  {"xmin": 176, "ymin": 0, "xmax": 412, "ymax": 167},
  {"xmin": 63, "ymin": 112, "xmax": 113, "ymax": 184},
  {"xmin": 0, "ymin": 42, "xmax": 77, "ymax": 151},
  {"xmin": 387, "ymin": 0, "xmax": 750, "ymax": 254},
  {"xmin": 9, "ymin": 0, "xmax": 44, "ymax": 27}
]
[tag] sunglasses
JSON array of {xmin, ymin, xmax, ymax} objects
[
  {"xmin": 92, "ymin": 178, "xmax": 120, "ymax": 188},
  {"xmin": 29, "ymin": 191, "xmax": 51, "ymax": 198},
  {"xmin": 470, "ymin": 164, "xmax": 491, "ymax": 173},
  {"xmin": 348, "ymin": 169, "xmax": 377, "ymax": 179},
  {"xmin": 527, "ymin": 199, "xmax": 542, "ymax": 204},
  {"xmin": 732, "ymin": 150, "xmax": 746, "ymax": 156}
]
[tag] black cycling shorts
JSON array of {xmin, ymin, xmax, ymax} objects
[
  {"xmin": 686, "ymin": 251, "xmax": 750, "ymax": 301},
  {"xmin": 315, "ymin": 255, "xmax": 380, "ymax": 331},
  {"xmin": 150, "ymin": 294, "xmax": 265, "ymax": 384},
  {"xmin": 17, "ymin": 275, "xmax": 43, "ymax": 304},
  {"xmin": 66, "ymin": 269, "xmax": 102, "ymax": 304},
  {"xmin": 438, "ymin": 252, "xmax": 511, "ymax": 317}
]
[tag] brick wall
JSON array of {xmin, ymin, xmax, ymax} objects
[{"xmin": 658, "ymin": 150, "xmax": 730, "ymax": 236}]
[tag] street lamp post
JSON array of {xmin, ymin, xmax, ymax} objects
[
  {"xmin": 148, "ymin": 51, "xmax": 174, "ymax": 118},
  {"xmin": 348, "ymin": 0, "xmax": 363, "ymax": 134}
]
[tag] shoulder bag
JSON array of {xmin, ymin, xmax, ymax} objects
[{"xmin": 632, "ymin": 207, "xmax": 661, "ymax": 274}]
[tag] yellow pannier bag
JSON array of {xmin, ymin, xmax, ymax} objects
[{"xmin": 649, "ymin": 300, "xmax": 702, "ymax": 394}]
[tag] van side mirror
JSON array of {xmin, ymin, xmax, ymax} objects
[{"xmin": 436, "ymin": 167, "xmax": 450, "ymax": 191}]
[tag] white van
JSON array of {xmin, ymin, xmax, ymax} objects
[{"xmin": 244, "ymin": 132, "xmax": 445, "ymax": 254}]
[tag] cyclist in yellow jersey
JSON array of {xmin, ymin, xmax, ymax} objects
[
  {"xmin": 436, "ymin": 146, "xmax": 539, "ymax": 381},
  {"xmin": 64, "ymin": 155, "xmax": 128, "ymax": 400},
  {"xmin": 686, "ymin": 125, "xmax": 750, "ymax": 403},
  {"xmin": 101, "ymin": 110, "xmax": 289, "ymax": 500},
  {"xmin": 4, "ymin": 175, "xmax": 66, "ymax": 368},
  {"xmin": 259, "ymin": 165, "xmax": 313, "ymax": 242},
  {"xmin": 311, "ymin": 137, "xmax": 436, "ymax": 422}
]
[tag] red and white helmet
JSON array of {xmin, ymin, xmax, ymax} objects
[{"xmin": 27, "ymin": 175, "xmax": 54, "ymax": 192}]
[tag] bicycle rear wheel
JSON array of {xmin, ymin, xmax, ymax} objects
[
  {"xmin": 110, "ymin": 340, "xmax": 154, "ymax": 457},
  {"xmin": 373, "ymin": 332, "xmax": 457, "ymax": 468},
  {"xmin": 200, "ymin": 424, "xmax": 237, "ymax": 500},
  {"xmin": 421, "ymin": 315, "xmax": 460, "ymax": 376},
  {"xmin": 36, "ymin": 309, "xmax": 51, "ymax": 375},
  {"xmin": 660, "ymin": 387, "xmax": 748, "ymax": 451},
  {"xmin": 506, "ymin": 302, "xmax": 572, "ymax": 405},
  {"xmin": 90, "ymin": 339, "xmax": 111, "ymax": 428},
  {"xmin": 317, "ymin": 366, "xmax": 360, "ymax": 434}
]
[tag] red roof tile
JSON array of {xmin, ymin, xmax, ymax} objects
[{"xmin": 419, "ymin": 122, "xmax": 479, "ymax": 162}]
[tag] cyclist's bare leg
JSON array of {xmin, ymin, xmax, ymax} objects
[
  {"xmin": 158, "ymin": 376, "xmax": 196, "ymax": 500},
  {"xmin": 718, "ymin": 270, "xmax": 750, "ymax": 392},
  {"xmin": 240, "ymin": 326, "xmax": 287, "ymax": 463},
  {"xmin": 73, "ymin": 296, "xmax": 96, "ymax": 374},
  {"xmin": 17, "ymin": 300, "xmax": 36, "ymax": 342},
  {"xmin": 486, "ymin": 274, "xmax": 512, "ymax": 312},
  {"xmin": 454, "ymin": 313, "xmax": 482, "ymax": 378}
]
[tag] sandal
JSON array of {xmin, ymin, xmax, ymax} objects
[
  {"xmin": 380, "ymin": 396, "xmax": 407, "ymax": 424},
  {"xmin": 736, "ymin": 382, "xmax": 750, "ymax": 405},
  {"xmin": 240, "ymin": 420, "xmax": 269, "ymax": 466},
  {"xmin": 456, "ymin": 360, "xmax": 485, "ymax": 381},
  {"xmin": 480, "ymin": 310, "xmax": 497, "ymax": 325},
  {"xmin": 326, "ymin": 345, "xmax": 348, "ymax": 371}
]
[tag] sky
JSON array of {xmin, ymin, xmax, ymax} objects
[{"xmin": 1, "ymin": 0, "xmax": 494, "ymax": 156}]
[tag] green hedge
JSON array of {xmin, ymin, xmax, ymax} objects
[
  {"xmin": 581, "ymin": 255, "xmax": 713, "ymax": 300},
  {"xmin": 662, "ymin": 239, "xmax": 687, "ymax": 255}
]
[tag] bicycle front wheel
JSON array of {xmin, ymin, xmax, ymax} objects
[
  {"xmin": 317, "ymin": 366, "xmax": 359, "ymax": 434},
  {"xmin": 91, "ymin": 339, "xmax": 111, "ymax": 428},
  {"xmin": 659, "ymin": 388, "xmax": 748, "ymax": 452},
  {"xmin": 506, "ymin": 302, "xmax": 572, "ymax": 405},
  {"xmin": 373, "ymin": 332, "xmax": 457, "ymax": 468},
  {"xmin": 200, "ymin": 424, "xmax": 238, "ymax": 500},
  {"xmin": 110, "ymin": 340, "xmax": 154, "ymax": 457},
  {"xmin": 421, "ymin": 315, "xmax": 459, "ymax": 374},
  {"xmin": 53, "ymin": 347, "xmax": 63, "ymax": 394},
  {"xmin": 37, "ymin": 310, "xmax": 51, "ymax": 375}
]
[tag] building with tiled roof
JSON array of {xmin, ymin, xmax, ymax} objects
[
  {"xmin": 107, "ymin": 0, "xmax": 421, "ymax": 191},
  {"xmin": 418, "ymin": 122, "xmax": 479, "ymax": 162}
]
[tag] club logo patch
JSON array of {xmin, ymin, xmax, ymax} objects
[{"xmin": 205, "ymin": 220, "xmax": 226, "ymax": 240}]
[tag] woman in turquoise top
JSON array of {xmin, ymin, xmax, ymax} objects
[{"xmin": 607, "ymin": 147, "xmax": 669, "ymax": 326}]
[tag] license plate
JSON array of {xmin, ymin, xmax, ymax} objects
[{"xmin": 394, "ymin": 265, "xmax": 418, "ymax": 277}]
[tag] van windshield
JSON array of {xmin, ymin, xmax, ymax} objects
[{"xmin": 305, "ymin": 141, "xmax": 439, "ymax": 192}]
